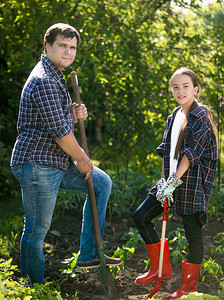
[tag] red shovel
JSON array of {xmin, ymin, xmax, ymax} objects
[{"xmin": 144, "ymin": 199, "xmax": 168, "ymax": 299}]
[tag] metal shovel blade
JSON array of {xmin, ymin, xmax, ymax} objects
[
  {"xmin": 97, "ymin": 250, "xmax": 114, "ymax": 299},
  {"xmin": 145, "ymin": 277, "xmax": 162, "ymax": 299}
]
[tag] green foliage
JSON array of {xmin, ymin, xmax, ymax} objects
[
  {"xmin": 209, "ymin": 232, "xmax": 224, "ymax": 257},
  {"xmin": 111, "ymin": 227, "xmax": 144, "ymax": 278},
  {"xmin": 180, "ymin": 292, "xmax": 221, "ymax": 300},
  {"xmin": 218, "ymin": 281, "xmax": 224, "ymax": 299},
  {"xmin": 54, "ymin": 189, "xmax": 86, "ymax": 220},
  {"xmin": 168, "ymin": 228, "xmax": 188, "ymax": 264},
  {"xmin": 108, "ymin": 168, "xmax": 153, "ymax": 217},
  {"xmin": 0, "ymin": 141, "xmax": 18, "ymax": 198},
  {"xmin": 60, "ymin": 252, "xmax": 88, "ymax": 281},
  {"xmin": 0, "ymin": 197, "xmax": 23, "ymax": 258},
  {"xmin": 0, "ymin": 236, "xmax": 10, "ymax": 259},
  {"xmin": 208, "ymin": 183, "xmax": 224, "ymax": 222},
  {"xmin": 1, "ymin": 0, "xmax": 224, "ymax": 198},
  {"xmin": 0, "ymin": 258, "xmax": 64, "ymax": 299},
  {"xmin": 201, "ymin": 258, "xmax": 223, "ymax": 284},
  {"xmin": 0, "ymin": 197, "xmax": 23, "ymax": 257}
]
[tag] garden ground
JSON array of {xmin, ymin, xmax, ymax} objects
[{"xmin": 12, "ymin": 208, "xmax": 223, "ymax": 300}]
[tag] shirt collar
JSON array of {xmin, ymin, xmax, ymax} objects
[
  {"xmin": 172, "ymin": 104, "xmax": 206, "ymax": 118},
  {"xmin": 41, "ymin": 54, "xmax": 64, "ymax": 82},
  {"xmin": 189, "ymin": 105, "xmax": 206, "ymax": 117}
]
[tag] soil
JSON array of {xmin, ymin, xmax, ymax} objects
[
  {"xmin": 13, "ymin": 209, "xmax": 224, "ymax": 300},
  {"xmin": 11, "ymin": 206, "xmax": 224, "ymax": 300}
]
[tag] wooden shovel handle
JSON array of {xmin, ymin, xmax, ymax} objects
[{"xmin": 71, "ymin": 71, "xmax": 103, "ymax": 252}]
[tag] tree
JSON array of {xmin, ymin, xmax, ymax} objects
[{"xmin": 0, "ymin": 0, "xmax": 223, "ymax": 197}]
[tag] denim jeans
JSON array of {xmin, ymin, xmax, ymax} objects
[
  {"xmin": 133, "ymin": 194, "xmax": 204, "ymax": 264},
  {"xmin": 11, "ymin": 161, "xmax": 112, "ymax": 284}
]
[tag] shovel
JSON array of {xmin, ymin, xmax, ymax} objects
[
  {"xmin": 71, "ymin": 71, "xmax": 114, "ymax": 299},
  {"xmin": 144, "ymin": 199, "xmax": 168, "ymax": 299}
]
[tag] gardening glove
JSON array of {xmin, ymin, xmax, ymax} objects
[
  {"xmin": 156, "ymin": 178, "xmax": 166, "ymax": 203},
  {"xmin": 161, "ymin": 174, "xmax": 183, "ymax": 207}
]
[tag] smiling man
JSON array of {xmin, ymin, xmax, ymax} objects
[{"xmin": 10, "ymin": 23, "xmax": 121, "ymax": 285}]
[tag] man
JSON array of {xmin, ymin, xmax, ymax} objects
[{"xmin": 10, "ymin": 23, "xmax": 121, "ymax": 285}]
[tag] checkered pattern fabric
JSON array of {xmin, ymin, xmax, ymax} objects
[
  {"xmin": 150, "ymin": 106, "xmax": 217, "ymax": 223},
  {"xmin": 11, "ymin": 55, "xmax": 74, "ymax": 171}
]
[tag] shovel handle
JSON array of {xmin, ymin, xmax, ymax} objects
[
  {"xmin": 158, "ymin": 199, "xmax": 168, "ymax": 278},
  {"xmin": 71, "ymin": 71, "xmax": 103, "ymax": 252}
]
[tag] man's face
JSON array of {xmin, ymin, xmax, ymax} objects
[{"xmin": 45, "ymin": 34, "xmax": 77, "ymax": 71}]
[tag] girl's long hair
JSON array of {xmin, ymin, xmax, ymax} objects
[{"xmin": 171, "ymin": 68, "xmax": 217, "ymax": 160}]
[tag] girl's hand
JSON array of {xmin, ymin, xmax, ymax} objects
[
  {"xmin": 72, "ymin": 102, "xmax": 88, "ymax": 123},
  {"xmin": 156, "ymin": 178, "xmax": 166, "ymax": 203},
  {"xmin": 159, "ymin": 174, "xmax": 183, "ymax": 207}
]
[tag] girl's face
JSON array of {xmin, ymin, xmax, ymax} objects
[{"xmin": 171, "ymin": 74, "xmax": 199, "ymax": 113}]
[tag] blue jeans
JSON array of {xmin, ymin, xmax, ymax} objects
[
  {"xmin": 11, "ymin": 161, "xmax": 112, "ymax": 284},
  {"xmin": 133, "ymin": 194, "xmax": 204, "ymax": 264}
]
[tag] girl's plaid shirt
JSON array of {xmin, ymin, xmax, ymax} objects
[{"xmin": 150, "ymin": 106, "xmax": 217, "ymax": 224}]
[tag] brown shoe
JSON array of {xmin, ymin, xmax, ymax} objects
[
  {"xmin": 76, "ymin": 255, "xmax": 122, "ymax": 269},
  {"xmin": 104, "ymin": 255, "xmax": 122, "ymax": 267}
]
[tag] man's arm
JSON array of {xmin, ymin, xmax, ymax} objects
[{"xmin": 56, "ymin": 131, "xmax": 93, "ymax": 180}]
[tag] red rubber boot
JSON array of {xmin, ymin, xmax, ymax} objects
[
  {"xmin": 136, "ymin": 238, "xmax": 173, "ymax": 285},
  {"xmin": 167, "ymin": 260, "xmax": 201, "ymax": 299}
]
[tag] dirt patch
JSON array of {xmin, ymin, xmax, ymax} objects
[{"xmin": 29, "ymin": 210, "xmax": 224, "ymax": 300}]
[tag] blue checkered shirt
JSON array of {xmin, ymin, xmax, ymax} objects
[
  {"xmin": 150, "ymin": 106, "xmax": 217, "ymax": 223},
  {"xmin": 10, "ymin": 55, "xmax": 74, "ymax": 171}
]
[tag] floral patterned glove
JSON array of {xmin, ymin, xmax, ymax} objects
[
  {"xmin": 156, "ymin": 178, "xmax": 166, "ymax": 203},
  {"xmin": 161, "ymin": 174, "xmax": 183, "ymax": 207}
]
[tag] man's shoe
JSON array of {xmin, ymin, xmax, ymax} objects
[
  {"xmin": 76, "ymin": 255, "xmax": 122, "ymax": 269},
  {"xmin": 104, "ymin": 255, "xmax": 122, "ymax": 267}
]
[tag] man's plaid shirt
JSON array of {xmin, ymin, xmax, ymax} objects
[
  {"xmin": 11, "ymin": 55, "xmax": 74, "ymax": 171},
  {"xmin": 150, "ymin": 105, "xmax": 217, "ymax": 223}
]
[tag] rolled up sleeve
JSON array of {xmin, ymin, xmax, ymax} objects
[
  {"xmin": 156, "ymin": 142, "xmax": 165, "ymax": 158},
  {"xmin": 156, "ymin": 117, "xmax": 171, "ymax": 158},
  {"xmin": 33, "ymin": 78, "xmax": 71, "ymax": 139}
]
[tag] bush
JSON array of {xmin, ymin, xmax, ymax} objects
[{"xmin": 0, "ymin": 258, "xmax": 64, "ymax": 299}]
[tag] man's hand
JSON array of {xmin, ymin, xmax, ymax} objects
[
  {"xmin": 56, "ymin": 132, "xmax": 93, "ymax": 180},
  {"xmin": 72, "ymin": 102, "xmax": 88, "ymax": 123},
  {"xmin": 76, "ymin": 157, "xmax": 93, "ymax": 180}
]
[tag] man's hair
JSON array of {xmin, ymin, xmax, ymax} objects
[{"xmin": 43, "ymin": 23, "xmax": 81, "ymax": 53}]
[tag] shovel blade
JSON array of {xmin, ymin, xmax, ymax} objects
[
  {"xmin": 97, "ymin": 250, "xmax": 116, "ymax": 300},
  {"xmin": 144, "ymin": 277, "xmax": 162, "ymax": 299},
  {"xmin": 98, "ymin": 266, "xmax": 114, "ymax": 299}
]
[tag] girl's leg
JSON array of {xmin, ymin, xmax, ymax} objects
[
  {"xmin": 133, "ymin": 194, "xmax": 163, "ymax": 244},
  {"xmin": 182, "ymin": 213, "xmax": 204, "ymax": 264},
  {"xmin": 134, "ymin": 194, "xmax": 172, "ymax": 285},
  {"xmin": 167, "ymin": 213, "xmax": 203, "ymax": 299}
]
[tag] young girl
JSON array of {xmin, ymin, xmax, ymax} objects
[{"xmin": 133, "ymin": 68, "xmax": 217, "ymax": 298}]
